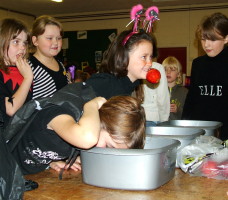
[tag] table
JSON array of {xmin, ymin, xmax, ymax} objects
[
  {"xmin": 24, "ymin": 169, "xmax": 228, "ymax": 200},
  {"xmin": 24, "ymin": 169, "xmax": 227, "ymax": 200}
]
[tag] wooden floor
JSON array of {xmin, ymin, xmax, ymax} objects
[{"xmin": 23, "ymin": 168, "xmax": 228, "ymax": 200}]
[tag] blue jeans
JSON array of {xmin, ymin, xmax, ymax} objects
[{"xmin": 146, "ymin": 121, "xmax": 159, "ymax": 127}]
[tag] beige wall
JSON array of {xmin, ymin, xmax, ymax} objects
[
  {"xmin": 0, "ymin": 9, "xmax": 34, "ymax": 28},
  {"xmin": 56, "ymin": 3, "xmax": 228, "ymax": 75},
  {"xmin": 155, "ymin": 5, "xmax": 228, "ymax": 75}
]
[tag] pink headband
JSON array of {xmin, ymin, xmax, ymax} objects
[
  {"xmin": 122, "ymin": 31, "xmax": 138, "ymax": 46},
  {"xmin": 122, "ymin": 4, "xmax": 159, "ymax": 46}
]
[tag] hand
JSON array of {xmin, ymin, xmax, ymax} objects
[
  {"xmin": 170, "ymin": 103, "xmax": 177, "ymax": 113},
  {"xmin": 49, "ymin": 161, "xmax": 66, "ymax": 172},
  {"xmin": 49, "ymin": 156, "xmax": 81, "ymax": 172},
  {"xmin": 71, "ymin": 156, "xmax": 81, "ymax": 171},
  {"xmin": 16, "ymin": 56, "xmax": 33, "ymax": 80}
]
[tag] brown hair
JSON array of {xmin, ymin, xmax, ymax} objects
[
  {"xmin": 0, "ymin": 18, "xmax": 30, "ymax": 73},
  {"xmin": 162, "ymin": 56, "xmax": 183, "ymax": 84},
  {"xmin": 100, "ymin": 30, "xmax": 157, "ymax": 103},
  {"xmin": 196, "ymin": 12, "xmax": 228, "ymax": 42},
  {"xmin": 100, "ymin": 30, "xmax": 155, "ymax": 77},
  {"xmin": 74, "ymin": 70, "xmax": 90, "ymax": 82},
  {"xmin": 99, "ymin": 96, "xmax": 146, "ymax": 149}
]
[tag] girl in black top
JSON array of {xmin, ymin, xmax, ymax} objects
[
  {"xmin": 29, "ymin": 15, "xmax": 69, "ymax": 99},
  {"xmin": 0, "ymin": 18, "xmax": 33, "ymax": 129},
  {"xmin": 86, "ymin": 30, "xmax": 157, "ymax": 101},
  {"xmin": 11, "ymin": 84, "xmax": 146, "ymax": 174},
  {"xmin": 182, "ymin": 12, "xmax": 228, "ymax": 141}
]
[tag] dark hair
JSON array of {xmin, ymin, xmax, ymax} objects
[
  {"xmin": 99, "ymin": 96, "xmax": 145, "ymax": 149},
  {"xmin": 197, "ymin": 12, "xmax": 228, "ymax": 41},
  {"xmin": 99, "ymin": 30, "xmax": 155, "ymax": 77},
  {"xmin": 0, "ymin": 18, "xmax": 30, "ymax": 73}
]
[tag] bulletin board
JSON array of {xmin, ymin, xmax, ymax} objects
[
  {"xmin": 62, "ymin": 29, "xmax": 117, "ymax": 71},
  {"xmin": 157, "ymin": 47, "xmax": 187, "ymax": 74}
]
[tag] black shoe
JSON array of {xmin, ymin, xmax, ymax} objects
[{"xmin": 25, "ymin": 179, "xmax": 39, "ymax": 191}]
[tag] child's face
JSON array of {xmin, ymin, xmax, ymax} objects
[
  {"xmin": 201, "ymin": 36, "xmax": 227, "ymax": 57},
  {"xmin": 4, "ymin": 31, "xmax": 28, "ymax": 65},
  {"xmin": 32, "ymin": 24, "xmax": 62, "ymax": 57},
  {"xmin": 127, "ymin": 40, "xmax": 153, "ymax": 82},
  {"xmin": 165, "ymin": 66, "xmax": 179, "ymax": 84},
  {"xmin": 96, "ymin": 129, "xmax": 128, "ymax": 149}
]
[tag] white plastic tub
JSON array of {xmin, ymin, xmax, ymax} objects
[
  {"xmin": 158, "ymin": 120, "xmax": 222, "ymax": 137},
  {"xmin": 145, "ymin": 126, "xmax": 205, "ymax": 167},
  {"xmin": 81, "ymin": 137, "xmax": 180, "ymax": 190}
]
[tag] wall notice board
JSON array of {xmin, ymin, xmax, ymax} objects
[{"xmin": 62, "ymin": 29, "xmax": 117, "ymax": 71}]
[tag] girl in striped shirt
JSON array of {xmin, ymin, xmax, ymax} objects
[{"xmin": 29, "ymin": 15, "xmax": 69, "ymax": 99}]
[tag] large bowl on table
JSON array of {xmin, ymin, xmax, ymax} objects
[
  {"xmin": 158, "ymin": 120, "xmax": 222, "ymax": 137},
  {"xmin": 81, "ymin": 137, "xmax": 180, "ymax": 190},
  {"xmin": 146, "ymin": 126, "xmax": 205, "ymax": 151},
  {"xmin": 145, "ymin": 126, "xmax": 205, "ymax": 167}
]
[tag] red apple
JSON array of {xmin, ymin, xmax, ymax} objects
[
  {"xmin": 201, "ymin": 160, "xmax": 218, "ymax": 177},
  {"xmin": 146, "ymin": 68, "xmax": 161, "ymax": 84}
]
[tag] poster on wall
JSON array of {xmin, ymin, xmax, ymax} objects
[
  {"xmin": 95, "ymin": 51, "xmax": 102, "ymax": 63},
  {"xmin": 77, "ymin": 31, "xmax": 87, "ymax": 39},
  {"xmin": 108, "ymin": 32, "xmax": 116, "ymax": 42},
  {"xmin": 63, "ymin": 29, "xmax": 117, "ymax": 72}
]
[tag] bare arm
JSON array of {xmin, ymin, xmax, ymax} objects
[
  {"xmin": 48, "ymin": 97, "xmax": 106, "ymax": 149},
  {"xmin": 5, "ymin": 57, "xmax": 33, "ymax": 116}
]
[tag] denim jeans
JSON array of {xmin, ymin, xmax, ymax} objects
[{"xmin": 146, "ymin": 121, "xmax": 160, "ymax": 127}]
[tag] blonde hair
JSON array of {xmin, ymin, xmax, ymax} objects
[
  {"xmin": 162, "ymin": 56, "xmax": 182, "ymax": 84},
  {"xmin": 99, "ymin": 96, "xmax": 145, "ymax": 149},
  {"xmin": 31, "ymin": 15, "xmax": 63, "ymax": 51}
]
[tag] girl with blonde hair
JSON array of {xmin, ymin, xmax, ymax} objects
[
  {"xmin": 29, "ymin": 15, "xmax": 69, "ymax": 99},
  {"xmin": 162, "ymin": 56, "xmax": 188, "ymax": 120}
]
